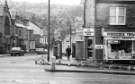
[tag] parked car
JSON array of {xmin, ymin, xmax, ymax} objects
[
  {"xmin": 10, "ymin": 47, "xmax": 25, "ymax": 56},
  {"xmin": 35, "ymin": 48, "xmax": 48, "ymax": 54}
]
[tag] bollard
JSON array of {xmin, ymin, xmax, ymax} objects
[{"xmin": 51, "ymin": 56, "xmax": 56, "ymax": 72}]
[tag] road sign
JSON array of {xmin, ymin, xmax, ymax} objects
[{"xmin": 95, "ymin": 45, "xmax": 104, "ymax": 49}]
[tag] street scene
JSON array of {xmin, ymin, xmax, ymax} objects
[{"xmin": 0, "ymin": 0, "xmax": 135, "ymax": 84}]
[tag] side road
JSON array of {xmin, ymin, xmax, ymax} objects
[{"xmin": 0, "ymin": 54, "xmax": 9, "ymax": 57}]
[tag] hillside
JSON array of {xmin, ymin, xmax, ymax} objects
[{"xmin": 7, "ymin": 1, "xmax": 83, "ymax": 40}]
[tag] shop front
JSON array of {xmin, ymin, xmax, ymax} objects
[
  {"xmin": 83, "ymin": 28, "xmax": 94, "ymax": 59},
  {"xmin": 103, "ymin": 32, "xmax": 135, "ymax": 61}
]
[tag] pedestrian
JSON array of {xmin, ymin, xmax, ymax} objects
[{"xmin": 66, "ymin": 46, "xmax": 71, "ymax": 60}]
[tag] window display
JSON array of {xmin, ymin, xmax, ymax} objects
[{"xmin": 106, "ymin": 40, "xmax": 135, "ymax": 60}]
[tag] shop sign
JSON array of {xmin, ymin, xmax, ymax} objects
[
  {"xmin": 108, "ymin": 40, "xmax": 119, "ymax": 44},
  {"xmin": 103, "ymin": 32, "xmax": 135, "ymax": 37},
  {"xmin": 95, "ymin": 45, "xmax": 104, "ymax": 49},
  {"xmin": 83, "ymin": 28, "xmax": 94, "ymax": 36},
  {"xmin": 105, "ymin": 37, "xmax": 135, "ymax": 40}
]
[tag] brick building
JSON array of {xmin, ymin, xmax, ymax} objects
[
  {"xmin": 84, "ymin": 0, "xmax": 135, "ymax": 64},
  {"xmin": 15, "ymin": 17, "xmax": 43, "ymax": 52}
]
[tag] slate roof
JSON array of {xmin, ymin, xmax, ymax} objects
[
  {"xmin": 15, "ymin": 21, "xmax": 43, "ymax": 36},
  {"xmin": 26, "ymin": 22, "xmax": 43, "ymax": 36}
]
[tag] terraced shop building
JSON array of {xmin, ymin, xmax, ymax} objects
[{"xmin": 84, "ymin": 0, "xmax": 135, "ymax": 64}]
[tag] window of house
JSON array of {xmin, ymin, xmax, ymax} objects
[
  {"xmin": 19, "ymin": 30, "xmax": 21, "ymax": 36},
  {"xmin": 15, "ymin": 29, "xmax": 18, "ymax": 36},
  {"xmin": 110, "ymin": 7, "xmax": 126, "ymax": 25}
]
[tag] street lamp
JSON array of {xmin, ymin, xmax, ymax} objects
[{"xmin": 47, "ymin": 0, "xmax": 50, "ymax": 62}]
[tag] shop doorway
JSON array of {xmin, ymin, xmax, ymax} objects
[{"xmin": 87, "ymin": 39, "xmax": 93, "ymax": 58}]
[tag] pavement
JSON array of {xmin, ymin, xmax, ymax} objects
[
  {"xmin": 45, "ymin": 65, "xmax": 135, "ymax": 75},
  {"xmin": 1, "ymin": 54, "xmax": 135, "ymax": 75},
  {"xmin": 43, "ymin": 56, "xmax": 135, "ymax": 75}
]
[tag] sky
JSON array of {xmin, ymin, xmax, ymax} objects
[{"xmin": 12, "ymin": 0, "xmax": 82, "ymax": 5}]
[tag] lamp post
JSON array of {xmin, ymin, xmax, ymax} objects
[{"xmin": 47, "ymin": 0, "xmax": 50, "ymax": 62}]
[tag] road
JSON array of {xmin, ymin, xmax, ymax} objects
[{"xmin": 0, "ymin": 54, "xmax": 135, "ymax": 84}]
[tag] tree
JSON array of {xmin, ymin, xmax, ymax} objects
[{"xmin": 9, "ymin": 1, "xmax": 83, "ymax": 42}]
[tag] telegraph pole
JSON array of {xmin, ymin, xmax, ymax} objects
[
  {"xmin": 70, "ymin": 23, "xmax": 72, "ymax": 49},
  {"xmin": 83, "ymin": 0, "xmax": 86, "ymax": 27},
  {"xmin": 47, "ymin": 0, "xmax": 50, "ymax": 62}
]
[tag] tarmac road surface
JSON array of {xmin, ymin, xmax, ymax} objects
[{"xmin": 0, "ymin": 54, "xmax": 135, "ymax": 84}]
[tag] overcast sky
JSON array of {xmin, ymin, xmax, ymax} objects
[{"xmin": 12, "ymin": 0, "xmax": 81, "ymax": 5}]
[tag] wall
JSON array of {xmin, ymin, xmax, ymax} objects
[
  {"xmin": 85, "ymin": 0, "xmax": 96, "ymax": 27},
  {"xmin": 96, "ymin": 2, "xmax": 135, "ymax": 28},
  {"xmin": 95, "ymin": 1, "xmax": 135, "ymax": 61}
]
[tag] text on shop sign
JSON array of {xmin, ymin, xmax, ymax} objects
[
  {"xmin": 83, "ymin": 28, "xmax": 94, "ymax": 36},
  {"xmin": 106, "ymin": 32, "xmax": 135, "ymax": 37}
]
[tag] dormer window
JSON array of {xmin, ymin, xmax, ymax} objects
[{"xmin": 110, "ymin": 7, "xmax": 126, "ymax": 25}]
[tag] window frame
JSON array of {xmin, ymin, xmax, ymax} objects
[{"xmin": 109, "ymin": 7, "xmax": 126, "ymax": 25}]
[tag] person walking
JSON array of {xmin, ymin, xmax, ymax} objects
[{"xmin": 66, "ymin": 46, "xmax": 71, "ymax": 60}]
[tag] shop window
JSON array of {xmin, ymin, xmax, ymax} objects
[
  {"xmin": 109, "ymin": 7, "xmax": 126, "ymax": 25},
  {"xmin": 108, "ymin": 40, "xmax": 135, "ymax": 59},
  {"xmin": 111, "ymin": 40, "xmax": 131, "ymax": 53}
]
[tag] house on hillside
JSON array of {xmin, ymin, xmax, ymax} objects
[
  {"xmin": 14, "ymin": 16, "xmax": 43, "ymax": 52},
  {"xmin": 26, "ymin": 21, "xmax": 43, "ymax": 50}
]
